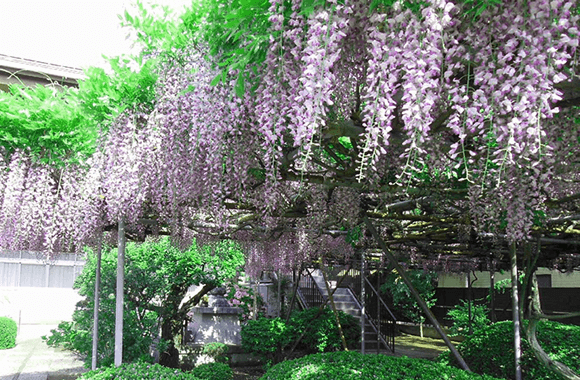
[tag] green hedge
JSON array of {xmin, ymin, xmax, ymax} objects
[
  {"xmin": 78, "ymin": 362, "xmax": 233, "ymax": 380},
  {"xmin": 438, "ymin": 320, "xmax": 580, "ymax": 380},
  {"xmin": 260, "ymin": 351, "xmax": 503, "ymax": 380},
  {"xmin": 190, "ymin": 362, "xmax": 233, "ymax": 380},
  {"xmin": 241, "ymin": 308, "xmax": 361, "ymax": 363},
  {"xmin": 288, "ymin": 307, "xmax": 360, "ymax": 353},
  {"xmin": 0, "ymin": 316, "xmax": 17, "ymax": 349}
]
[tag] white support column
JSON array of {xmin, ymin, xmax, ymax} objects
[{"xmin": 115, "ymin": 218, "xmax": 126, "ymax": 367}]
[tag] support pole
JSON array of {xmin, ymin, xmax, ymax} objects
[
  {"xmin": 115, "ymin": 218, "xmax": 126, "ymax": 367},
  {"xmin": 92, "ymin": 234, "xmax": 103, "ymax": 370},
  {"xmin": 361, "ymin": 250, "xmax": 366, "ymax": 354},
  {"xmin": 277, "ymin": 270, "xmax": 282, "ymax": 317},
  {"xmin": 490, "ymin": 269, "xmax": 496, "ymax": 323},
  {"xmin": 364, "ymin": 217, "xmax": 470, "ymax": 372},
  {"xmin": 286, "ymin": 267, "xmax": 302, "ymax": 322},
  {"xmin": 509, "ymin": 242, "xmax": 523, "ymax": 380},
  {"xmin": 321, "ymin": 265, "xmax": 348, "ymax": 351}
]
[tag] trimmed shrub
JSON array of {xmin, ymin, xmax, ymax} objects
[
  {"xmin": 78, "ymin": 362, "xmax": 201, "ymax": 380},
  {"xmin": 446, "ymin": 300, "xmax": 490, "ymax": 336},
  {"xmin": 241, "ymin": 317, "xmax": 292, "ymax": 363},
  {"xmin": 190, "ymin": 362, "xmax": 233, "ymax": 380},
  {"xmin": 241, "ymin": 308, "xmax": 361, "ymax": 363},
  {"xmin": 288, "ymin": 307, "xmax": 360, "ymax": 353},
  {"xmin": 438, "ymin": 320, "xmax": 580, "ymax": 380},
  {"xmin": 0, "ymin": 316, "xmax": 17, "ymax": 349},
  {"xmin": 260, "ymin": 351, "xmax": 503, "ymax": 380},
  {"xmin": 200, "ymin": 342, "xmax": 229, "ymax": 363}
]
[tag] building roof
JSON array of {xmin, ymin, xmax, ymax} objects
[{"xmin": 0, "ymin": 54, "xmax": 85, "ymax": 91}]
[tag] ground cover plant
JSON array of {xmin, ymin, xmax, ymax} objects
[
  {"xmin": 260, "ymin": 351, "xmax": 504, "ymax": 380},
  {"xmin": 0, "ymin": 316, "xmax": 17, "ymax": 349},
  {"xmin": 78, "ymin": 362, "xmax": 193, "ymax": 380},
  {"xmin": 438, "ymin": 320, "xmax": 580, "ymax": 380}
]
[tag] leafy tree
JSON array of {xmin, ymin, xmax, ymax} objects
[
  {"xmin": 0, "ymin": 84, "xmax": 97, "ymax": 165},
  {"xmin": 44, "ymin": 237, "xmax": 244, "ymax": 368},
  {"xmin": 381, "ymin": 270, "xmax": 437, "ymax": 336}
]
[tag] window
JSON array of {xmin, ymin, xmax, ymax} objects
[{"xmin": 537, "ymin": 274, "xmax": 552, "ymax": 288}]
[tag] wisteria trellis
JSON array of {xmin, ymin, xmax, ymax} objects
[{"xmin": 0, "ymin": 0, "xmax": 578, "ymax": 275}]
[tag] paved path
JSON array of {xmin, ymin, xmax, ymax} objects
[{"xmin": 0, "ymin": 324, "xmax": 87, "ymax": 380}]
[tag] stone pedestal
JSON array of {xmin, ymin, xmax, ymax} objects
[{"xmin": 186, "ymin": 306, "xmax": 242, "ymax": 345}]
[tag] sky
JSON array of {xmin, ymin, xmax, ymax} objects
[{"xmin": 0, "ymin": 0, "xmax": 191, "ymax": 70}]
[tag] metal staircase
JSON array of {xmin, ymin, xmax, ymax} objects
[{"xmin": 296, "ymin": 267, "xmax": 396, "ymax": 353}]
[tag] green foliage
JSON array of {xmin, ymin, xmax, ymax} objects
[
  {"xmin": 43, "ymin": 246, "xmax": 160, "ymax": 367},
  {"xmin": 241, "ymin": 317, "xmax": 292, "ymax": 363},
  {"xmin": 260, "ymin": 351, "xmax": 503, "ymax": 380},
  {"xmin": 446, "ymin": 300, "xmax": 491, "ymax": 336},
  {"xmin": 200, "ymin": 342, "xmax": 229, "ymax": 363},
  {"xmin": 78, "ymin": 362, "xmax": 201, "ymax": 380},
  {"xmin": 183, "ymin": 0, "xmax": 273, "ymax": 96},
  {"xmin": 288, "ymin": 307, "xmax": 360, "ymax": 353},
  {"xmin": 0, "ymin": 85, "xmax": 97, "ymax": 164},
  {"xmin": 0, "ymin": 316, "xmax": 17, "ymax": 349},
  {"xmin": 190, "ymin": 362, "xmax": 233, "ymax": 380},
  {"xmin": 78, "ymin": 58, "xmax": 157, "ymax": 126},
  {"xmin": 44, "ymin": 237, "xmax": 244, "ymax": 368},
  {"xmin": 438, "ymin": 320, "xmax": 580, "ymax": 380},
  {"xmin": 380, "ymin": 270, "xmax": 437, "ymax": 324},
  {"xmin": 241, "ymin": 308, "xmax": 361, "ymax": 364}
]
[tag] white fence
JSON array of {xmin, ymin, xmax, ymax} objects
[{"xmin": 0, "ymin": 251, "xmax": 85, "ymax": 288}]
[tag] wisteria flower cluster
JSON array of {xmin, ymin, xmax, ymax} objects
[{"xmin": 0, "ymin": 0, "xmax": 578, "ymax": 271}]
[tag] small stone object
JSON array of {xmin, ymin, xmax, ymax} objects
[{"xmin": 208, "ymin": 287, "xmax": 230, "ymax": 307}]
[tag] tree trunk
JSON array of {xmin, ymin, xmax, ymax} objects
[
  {"xmin": 159, "ymin": 319, "xmax": 180, "ymax": 368},
  {"xmin": 509, "ymin": 242, "xmax": 523, "ymax": 380},
  {"xmin": 91, "ymin": 233, "xmax": 103, "ymax": 370},
  {"xmin": 526, "ymin": 266, "xmax": 580, "ymax": 379},
  {"xmin": 115, "ymin": 218, "xmax": 126, "ymax": 367},
  {"xmin": 364, "ymin": 216, "xmax": 471, "ymax": 372},
  {"xmin": 154, "ymin": 283, "xmax": 215, "ymax": 368}
]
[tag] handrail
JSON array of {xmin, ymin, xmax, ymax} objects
[
  {"xmin": 307, "ymin": 269, "xmax": 328, "ymax": 302},
  {"xmin": 298, "ymin": 268, "xmax": 326, "ymax": 309},
  {"xmin": 364, "ymin": 276, "xmax": 397, "ymax": 321}
]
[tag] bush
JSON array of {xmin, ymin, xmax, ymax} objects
[
  {"xmin": 288, "ymin": 307, "xmax": 360, "ymax": 353},
  {"xmin": 446, "ymin": 300, "xmax": 490, "ymax": 336},
  {"xmin": 260, "ymin": 351, "xmax": 503, "ymax": 380},
  {"xmin": 0, "ymin": 316, "xmax": 17, "ymax": 349},
  {"xmin": 241, "ymin": 317, "xmax": 292, "ymax": 363},
  {"xmin": 438, "ymin": 320, "xmax": 580, "ymax": 380},
  {"xmin": 241, "ymin": 308, "xmax": 361, "ymax": 363},
  {"xmin": 200, "ymin": 342, "xmax": 229, "ymax": 363},
  {"xmin": 190, "ymin": 362, "xmax": 233, "ymax": 380},
  {"xmin": 78, "ymin": 362, "xmax": 200, "ymax": 379}
]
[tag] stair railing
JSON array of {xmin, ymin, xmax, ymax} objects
[
  {"xmin": 297, "ymin": 268, "xmax": 327, "ymax": 309},
  {"xmin": 363, "ymin": 276, "xmax": 396, "ymax": 352},
  {"xmin": 344, "ymin": 267, "xmax": 397, "ymax": 353}
]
